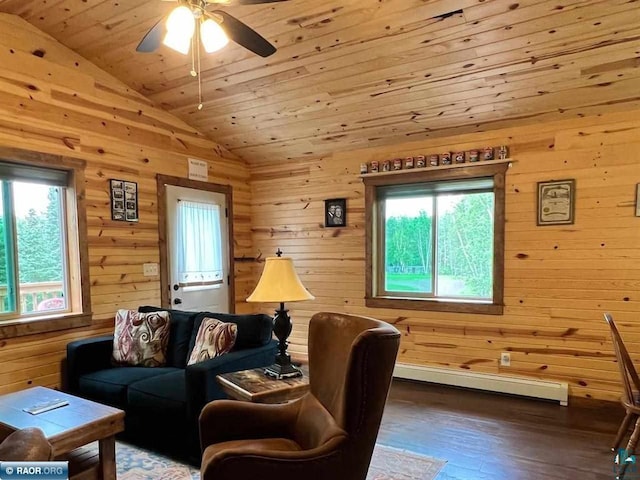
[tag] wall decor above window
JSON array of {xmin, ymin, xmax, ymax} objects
[
  {"xmin": 537, "ymin": 179, "xmax": 575, "ymax": 226},
  {"xmin": 365, "ymin": 146, "xmax": 510, "ymax": 175},
  {"xmin": 110, "ymin": 179, "xmax": 138, "ymax": 222}
]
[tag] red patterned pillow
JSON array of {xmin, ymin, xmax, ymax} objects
[
  {"xmin": 187, "ymin": 317, "xmax": 237, "ymax": 366},
  {"xmin": 112, "ymin": 309, "xmax": 171, "ymax": 367}
]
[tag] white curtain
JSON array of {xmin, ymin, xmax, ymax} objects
[{"xmin": 176, "ymin": 200, "xmax": 223, "ymax": 286}]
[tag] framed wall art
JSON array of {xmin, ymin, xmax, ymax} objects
[
  {"xmin": 537, "ymin": 179, "xmax": 575, "ymax": 226},
  {"xmin": 110, "ymin": 179, "xmax": 139, "ymax": 222},
  {"xmin": 325, "ymin": 198, "xmax": 346, "ymax": 227}
]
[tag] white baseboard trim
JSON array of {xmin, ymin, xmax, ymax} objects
[{"xmin": 393, "ymin": 363, "xmax": 569, "ymax": 406}]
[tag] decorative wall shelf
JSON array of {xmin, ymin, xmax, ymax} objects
[{"xmin": 359, "ymin": 158, "xmax": 514, "ymax": 179}]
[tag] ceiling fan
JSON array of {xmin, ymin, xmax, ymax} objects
[{"xmin": 136, "ymin": 0, "xmax": 288, "ymax": 58}]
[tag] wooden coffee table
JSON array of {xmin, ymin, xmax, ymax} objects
[
  {"xmin": 0, "ymin": 387, "xmax": 124, "ymax": 480},
  {"xmin": 217, "ymin": 365, "xmax": 310, "ymax": 403}
]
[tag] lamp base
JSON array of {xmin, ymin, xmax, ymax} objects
[{"xmin": 264, "ymin": 361, "xmax": 302, "ymax": 379}]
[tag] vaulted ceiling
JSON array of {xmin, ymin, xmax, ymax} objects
[{"xmin": 1, "ymin": 0, "xmax": 639, "ymax": 163}]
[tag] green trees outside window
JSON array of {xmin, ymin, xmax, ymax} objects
[
  {"xmin": 0, "ymin": 181, "xmax": 66, "ymax": 314},
  {"xmin": 383, "ymin": 192, "xmax": 494, "ymax": 299}
]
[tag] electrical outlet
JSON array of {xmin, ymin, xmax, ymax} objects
[
  {"xmin": 143, "ymin": 263, "xmax": 159, "ymax": 277},
  {"xmin": 500, "ymin": 352, "xmax": 511, "ymax": 367}
]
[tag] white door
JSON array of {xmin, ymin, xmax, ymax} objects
[{"xmin": 166, "ymin": 185, "xmax": 230, "ymax": 313}]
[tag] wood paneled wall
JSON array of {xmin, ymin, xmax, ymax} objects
[
  {"xmin": 0, "ymin": 14, "xmax": 254, "ymax": 394},
  {"xmin": 250, "ymin": 109, "xmax": 640, "ymax": 402}
]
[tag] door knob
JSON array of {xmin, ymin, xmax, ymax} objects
[
  {"xmin": 174, "ymin": 298, "xmax": 182, "ymax": 305},
  {"xmin": 173, "ymin": 284, "xmax": 180, "ymax": 291}
]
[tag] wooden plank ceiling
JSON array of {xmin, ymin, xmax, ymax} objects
[{"xmin": 1, "ymin": 0, "xmax": 639, "ymax": 163}]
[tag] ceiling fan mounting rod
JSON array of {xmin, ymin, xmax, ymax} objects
[{"xmin": 174, "ymin": 0, "xmax": 223, "ymax": 23}]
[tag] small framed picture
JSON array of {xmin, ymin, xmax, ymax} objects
[
  {"xmin": 325, "ymin": 198, "xmax": 346, "ymax": 227},
  {"xmin": 537, "ymin": 179, "xmax": 575, "ymax": 226},
  {"xmin": 110, "ymin": 179, "xmax": 138, "ymax": 222}
]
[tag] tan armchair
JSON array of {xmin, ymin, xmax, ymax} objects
[
  {"xmin": 199, "ymin": 311, "xmax": 401, "ymax": 480},
  {"xmin": 0, "ymin": 428, "xmax": 53, "ymax": 461}
]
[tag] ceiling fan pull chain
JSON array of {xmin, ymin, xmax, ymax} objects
[
  {"xmin": 197, "ymin": 23, "xmax": 203, "ymax": 111},
  {"xmin": 190, "ymin": 30, "xmax": 197, "ymax": 78}
]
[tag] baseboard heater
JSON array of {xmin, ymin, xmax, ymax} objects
[{"xmin": 393, "ymin": 363, "xmax": 569, "ymax": 406}]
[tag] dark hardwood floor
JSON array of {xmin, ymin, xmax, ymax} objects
[{"xmin": 378, "ymin": 380, "xmax": 625, "ymax": 480}]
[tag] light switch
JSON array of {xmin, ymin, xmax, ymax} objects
[{"xmin": 143, "ymin": 263, "xmax": 159, "ymax": 277}]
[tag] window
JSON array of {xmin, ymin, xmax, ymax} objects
[
  {"xmin": 0, "ymin": 149, "xmax": 91, "ymax": 337},
  {"xmin": 0, "ymin": 180, "xmax": 67, "ymax": 314},
  {"xmin": 364, "ymin": 162, "xmax": 507, "ymax": 315},
  {"xmin": 176, "ymin": 200, "xmax": 223, "ymax": 287}
]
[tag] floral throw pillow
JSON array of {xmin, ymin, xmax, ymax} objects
[
  {"xmin": 187, "ymin": 317, "xmax": 237, "ymax": 366},
  {"xmin": 112, "ymin": 309, "xmax": 171, "ymax": 367}
]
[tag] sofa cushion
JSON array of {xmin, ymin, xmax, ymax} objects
[
  {"xmin": 187, "ymin": 317, "xmax": 237, "ymax": 366},
  {"xmin": 139, "ymin": 306, "xmax": 197, "ymax": 368},
  {"xmin": 78, "ymin": 367, "xmax": 178, "ymax": 408},
  {"xmin": 191, "ymin": 313, "xmax": 273, "ymax": 353},
  {"xmin": 128, "ymin": 370, "xmax": 187, "ymax": 414},
  {"xmin": 112, "ymin": 310, "xmax": 171, "ymax": 367}
]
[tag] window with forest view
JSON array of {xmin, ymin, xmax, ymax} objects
[
  {"xmin": 0, "ymin": 180, "xmax": 67, "ymax": 315},
  {"xmin": 0, "ymin": 152, "xmax": 90, "ymax": 338},
  {"xmin": 364, "ymin": 163, "xmax": 507, "ymax": 315},
  {"xmin": 382, "ymin": 187, "xmax": 494, "ymax": 299}
]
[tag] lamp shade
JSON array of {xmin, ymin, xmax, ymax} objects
[
  {"xmin": 247, "ymin": 257, "xmax": 314, "ymax": 303},
  {"xmin": 201, "ymin": 18, "xmax": 229, "ymax": 53},
  {"xmin": 163, "ymin": 5, "xmax": 195, "ymax": 54}
]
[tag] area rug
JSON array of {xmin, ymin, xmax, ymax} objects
[{"xmin": 113, "ymin": 441, "xmax": 446, "ymax": 480}]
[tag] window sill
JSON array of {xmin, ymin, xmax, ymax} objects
[
  {"xmin": 366, "ymin": 296, "xmax": 503, "ymax": 315},
  {"xmin": 0, "ymin": 312, "xmax": 93, "ymax": 339}
]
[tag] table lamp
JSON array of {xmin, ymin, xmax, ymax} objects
[{"xmin": 247, "ymin": 249, "xmax": 314, "ymax": 379}]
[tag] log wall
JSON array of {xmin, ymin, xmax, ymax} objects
[
  {"xmin": 250, "ymin": 109, "xmax": 640, "ymax": 401},
  {"xmin": 1, "ymin": 11, "xmax": 639, "ymax": 403},
  {"xmin": 0, "ymin": 15, "xmax": 254, "ymax": 394}
]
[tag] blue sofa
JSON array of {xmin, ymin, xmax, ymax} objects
[{"xmin": 65, "ymin": 306, "xmax": 276, "ymax": 460}]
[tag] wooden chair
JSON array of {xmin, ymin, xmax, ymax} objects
[{"xmin": 605, "ymin": 313, "xmax": 640, "ymax": 479}]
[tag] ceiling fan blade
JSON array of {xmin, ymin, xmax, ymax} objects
[
  {"xmin": 212, "ymin": 10, "xmax": 276, "ymax": 57},
  {"xmin": 136, "ymin": 19, "xmax": 166, "ymax": 53}
]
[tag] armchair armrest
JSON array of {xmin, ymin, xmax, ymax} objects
[
  {"xmin": 201, "ymin": 435, "xmax": 347, "ymax": 480},
  {"xmin": 65, "ymin": 335, "xmax": 113, "ymax": 393},
  {"xmin": 199, "ymin": 399, "xmax": 299, "ymax": 449},
  {"xmin": 185, "ymin": 340, "xmax": 277, "ymax": 420},
  {"xmin": 0, "ymin": 428, "xmax": 52, "ymax": 462}
]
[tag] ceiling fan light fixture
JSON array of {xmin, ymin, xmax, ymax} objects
[
  {"xmin": 200, "ymin": 18, "xmax": 229, "ymax": 53},
  {"xmin": 163, "ymin": 5, "xmax": 196, "ymax": 54}
]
